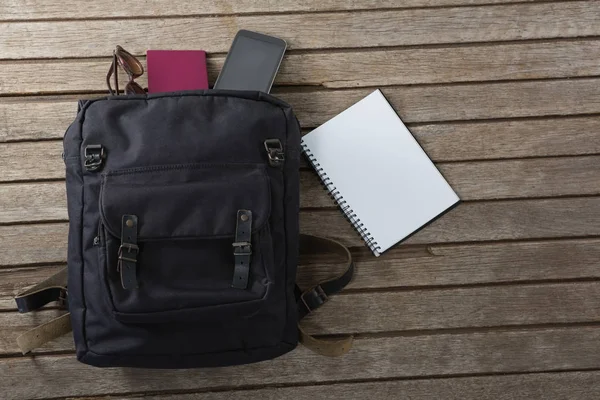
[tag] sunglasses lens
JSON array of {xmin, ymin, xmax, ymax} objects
[
  {"xmin": 125, "ymin": 81, "xmax": 145, "ymax": 95},
  {"xmin": 116, "ymin": 48, "xmax": 144, "ymax": 78}
]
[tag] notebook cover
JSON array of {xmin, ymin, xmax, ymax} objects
[
  {"xmin": 301, "ymin": 89, "xmax": 460, "ymax": 256},
  {"xmin": 147, "ymin": 50, "xmax": 209, "ymax": 93}
]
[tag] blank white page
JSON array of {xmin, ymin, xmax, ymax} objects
[{"xmin": 301, "ymin": 89, "xmax": 460, "ymax": 256}]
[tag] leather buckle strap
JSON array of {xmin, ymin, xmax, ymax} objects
[
  {"xmin": 118, "ymin": 215, "xmax": 139, "ymax": 289},
  {"xmin": 232, "ymin": 210, "xmax": 252, "ymax": 289},
  {"xmin": 296, "ymin": 234, "xmax": 355, "ymax": 357},
  {"xmin": 232, "ymin": 241, "xmax": 252, "ymax": 256},
  {"xmin": 300, "ymin": 284, "xmax": 328, "ymax": 315},
  {"xmin": 118, "ymin": 243, "xmax": 139, "ymax": 263}
]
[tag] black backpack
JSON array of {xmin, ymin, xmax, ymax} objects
[{"xmin": 14, "ymin": 90, "xmax": 354, "ymax": 368}]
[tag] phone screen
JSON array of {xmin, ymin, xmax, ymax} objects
[{"xmin": 215, "ymin": 33, "xmax": 286, "ymax": 93}]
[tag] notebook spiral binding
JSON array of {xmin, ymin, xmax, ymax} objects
[{"xmin": 302, "ymin": 142, "xmax": 382, "ymax": 254}]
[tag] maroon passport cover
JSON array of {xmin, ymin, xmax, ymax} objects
[{"xmin": 147, "ymin": 50, "xmax": 209, "ymax": 93}]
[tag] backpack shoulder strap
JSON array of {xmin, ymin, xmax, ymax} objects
[
  {"xmin": 297, "ymin": 234, "xmax": 355, "ymax": 356},
  {"xmin": 14, "ymin": 267, "xmax": 71, "ymax": 354}
]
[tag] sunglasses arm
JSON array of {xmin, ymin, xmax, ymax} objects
[{"xmin": 106, "ymin": 53, "xmax": 120, "ymax": 95}]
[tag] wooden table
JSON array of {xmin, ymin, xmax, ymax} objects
[{"xmin": 1, "ymin": 1, "xmax": 600, "ymax": 399}]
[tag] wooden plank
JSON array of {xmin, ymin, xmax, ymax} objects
[
  {"xmin": 303, "ymin": 282, "xmax": 600, "ymax": 335},
  {"xmin": 0, "ymin": 99, "xmax": 76, "ymax": 142},
  {"xmin": 0, "ymin": 265, "xmax": 64, "ymax": 311},
  {"xmin": 3, "ymin": 281, "xmax": 600, "ymax": 354},
  {"xmin": 412, "ymin": 117, "xmax": 600, "ymax": 161},
  {"xmin": 82, "ymin": 371, "xmax": 600, "ymax": 400},
  {"xmin": 2, "ymin": 197, "xmax": 600, "ymax": 266},
  {"xmin": 299, "ymin": 238, "xmax": 600, "ymax": 289},
  {"xmin": 2, "ymin": 155, "xmax": 600, "ymax": 223},
  {"xmin": 2, "ymin": 327, "xmax": 600, "ymax": 400},
  {"xmin": 285, "ymin": 79, "xmax": 600, "ymax": 127},
  {"xmin": 0, "ymin": 142, "xmax": 63, "ymax": 182},
  {"xmin": 0, "ymin": 182, "xmax": 67, "ymax": 223},
  {"xmin": 0, "ymin": 0, "xmax": 553, "ymax": 21},
  {"xmin": 0, "ymin": 223, "xmax": 68, "ymax": 266},
  {"xmin": 1, "ymin": 2, "xmax": 599, "ymax": 59},
  {"xmin": 3, "ymin": 79, "xmax": 600, "ymax": 143},
  {"xmin": 4, "ymin": 39, "xmax": 600, "ymax": 95},
  {"xmin": 301, "ymin": 197, "xmax": 600, "ymax": 248}
]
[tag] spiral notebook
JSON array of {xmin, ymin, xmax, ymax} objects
[{"xmin": 301, "ymin": 90, "xmax": 460, "ymax": 256}]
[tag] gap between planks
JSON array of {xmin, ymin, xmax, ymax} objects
[
  {"xmin": 2, "ymin": 37, "xmax": 600, "ymax": 95},
  {"xmin": 46, "ymin": 369, "xmax": 600, "ymax": 400},
  {"xmin": 0, "ymin": 0, "xmax": 582, "ymax": 23},
  {"xmin": 1, "ymin": 2, "xmax": 599, "ymax": 59},
  {"xmin": 2, "ymin": 326, "xmax": 600, "ymax": 400}
]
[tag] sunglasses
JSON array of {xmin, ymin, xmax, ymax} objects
[{"xmin": 106, "ymin": 45, "xmax": 145, "ymax": 95}]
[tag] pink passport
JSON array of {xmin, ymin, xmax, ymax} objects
[{"xmin": 147, "ymin": 50, "xmax": 209, "ymax": 93}]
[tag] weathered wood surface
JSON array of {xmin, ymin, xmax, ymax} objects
[
  {"xmin": 0, "ymin": 78, "xmax": 600, "ymax": 145},
  {"xmin": 0, "ymin": 0, "xmax": 557, "ymax": 21},
  {"xmin": 1, "ymin": 1, "xmax": 599, "ymax": 398},
  {"xmin": 2, "ymin": 153, "xmax": 600, "ymax": 224},
  {"xmin": 3, "ymin": 79, "xmax": 600, "ymax": 143},
  {"xmin": 74, "ymin": 371, "xmax": 600, "ymax": 400},
  {"xmin": 2, "ymin": 327, "xmax": 600, "ymax": 400},
  {"xmin": 2, "ymin": 2, "xmax": 599, "ymax": 59},
  {"xmin": 2, "ymin": 197, "xmax": 600, "ymax": 266},
  {"xmin": 4, "ymin": 39, "xmax": 600, "ymax": 94}
]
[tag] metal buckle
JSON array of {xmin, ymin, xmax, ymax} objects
[
  {"xmin": 300, "ymin": 285, "xmax": 328, "ymax": 314},
  {"xmin": 57, "ymin": 288, "xmax": 68, "ymax": 309},
  {"xmin": 232, "ymin": 241, "xmax": 252, "ymax": 256},
  {"xmin": 118, "ymin": 243, "xmax": 139, "ymax": 263},
  {"xmin": 84, "ymin": 144, "xmax": 105, "ymax": 171},
  {"xmin": 264, "ymin": 139, "xmax": 285, "ymax": 167}
]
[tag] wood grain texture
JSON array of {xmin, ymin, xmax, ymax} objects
[
  {"xmin": 3, "ymin": 149, "xmax": 600, "ymax": 221},
  {"xmin": 2, "ymin": 327, "xmax": 600, "ymax": 400},
  {"xmin": 302, "ymin": 282, "xmax": 600, "ymax": 334},
  {"xmin": 81, "ymin": 371, "xmax": 600, "ymax": 400},
  {"xmin": 284, "ymin": 79, "xmax": 600, "ymax": 126},
  {"xmin": 4, "ymin": 39, "xmax": 600, "ymax": 95},
  {"xmin": 0, "ymin": 99, "xmax": 76, "ymax": 142},
  {"xmin": 1, "ymin": 2, "xmax": 599, "ymax": 59},
  {"xmin": 3, "ymin": 281, "xmax": 600, "ymax": 354},
  {"xmin": 0, "ymin": 182, "xmax": 67, "ymax": 223},
  {"xmin": 0, "ymin": 223, "xmax": 68, "ymax": 266},
  {"xmin": 411, "ymin": 117, "xmax": 600, "ymax": 161},
  {"xmin": 0, "ymin": 0, "xmax": 554, "ymax": 21},
  {"xmin": 299, "ymin": 238, "xmax": 600, "ymax": 290},
  {"xmin": 3, "ymin": 78, "xmax": 600, "ymax": 143},
  {"xmin": 301, "ymin": 197, "xmax": 600, "ymax": 247},
  {"xmin": 2, "ymin": 197, "xmax": 599, "ymax": 266}
]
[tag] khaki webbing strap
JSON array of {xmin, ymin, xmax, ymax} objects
[
  {"xmin": 14, "ymin": 267, "xmax": 68, "ymax": 313},
  {"xmin": 297, "ymin": 234, "xmax": 355, "ymax": 357},
  {"xmin": 16, "ymin": 312, "xmax": 72, "ymax": 354},
  {"xmin": 298, "ymin": 325, "xmax": 354, "ymax": 357},
  {"xmin": 14, "ymin": 267, "xmax": 71, "ymax": 354}
]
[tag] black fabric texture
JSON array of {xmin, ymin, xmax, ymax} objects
[{"xmin": 62, "ymin": 90, "xmax": 301, "ymax": 368}]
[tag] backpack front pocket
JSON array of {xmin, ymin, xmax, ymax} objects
[{"xmin": 97, "ymin": 163, "xmax": 276, "ymax": 323}]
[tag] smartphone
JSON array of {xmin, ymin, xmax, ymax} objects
[{"xmin": 214, "ymin": 30, "xmax": 287, "ymax": 93}]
